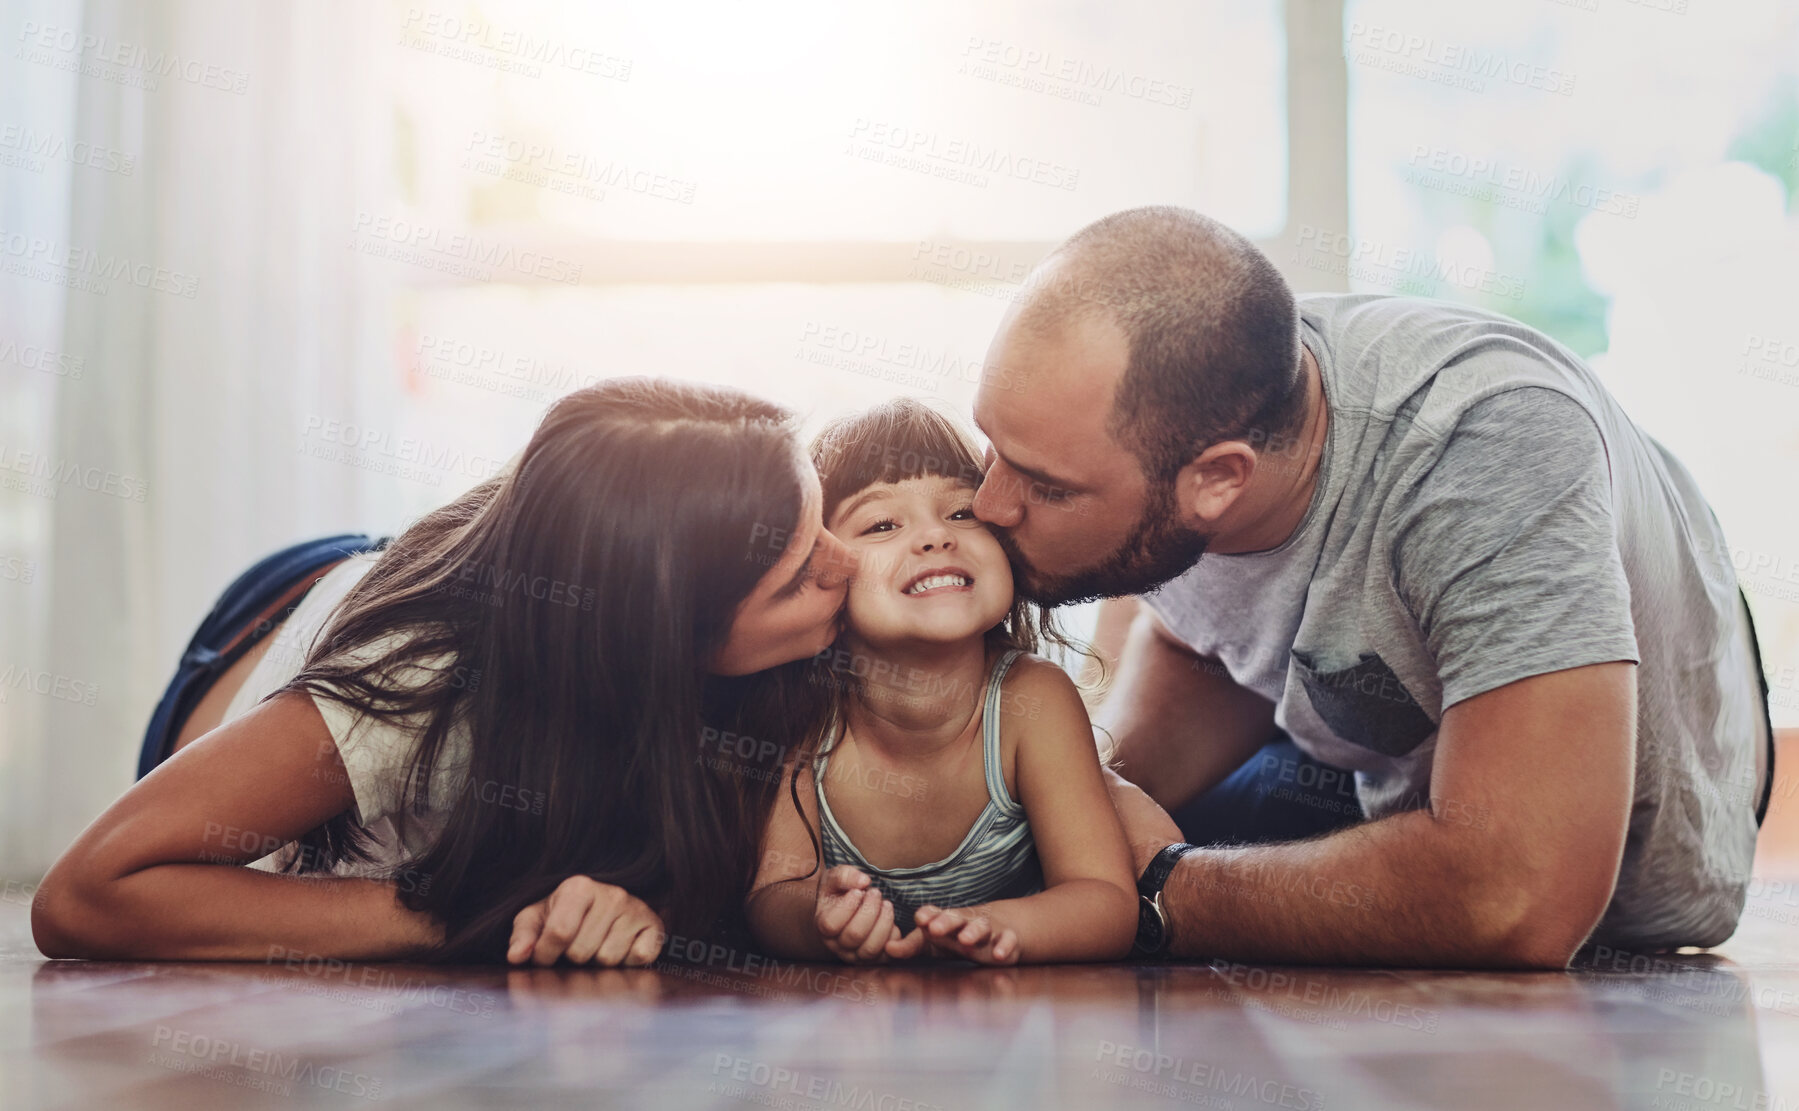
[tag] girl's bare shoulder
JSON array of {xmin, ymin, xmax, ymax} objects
[
  {"xmin": 1000, "ymin": 650, "xmax": 1080, "ymax": 694},
  {"xmin": 995, "ymin": 651, "xmax": 1088, "ymax": 739}
]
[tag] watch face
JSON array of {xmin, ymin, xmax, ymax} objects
[{"xmin": 1135, "ymin": 896, "xmax": 1167, "ymax": 955}]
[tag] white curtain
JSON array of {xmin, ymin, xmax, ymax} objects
[{"xmin": 0, "ymin": 0, "xmax": 400, "ymax": 879}]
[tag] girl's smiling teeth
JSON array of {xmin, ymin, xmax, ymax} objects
[{"xmin": 902, "ymin": 570, "xmax": 974, "ymax": 596}]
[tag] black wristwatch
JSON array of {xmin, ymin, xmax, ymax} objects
[{"xmin": 1132, "ymin": 842, "xmax": 1198, "ymax": 958}]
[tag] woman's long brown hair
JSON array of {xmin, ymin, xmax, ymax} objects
[{"xmin": 279, "ymin": 378, "xmax": 818, "ymax": 959}]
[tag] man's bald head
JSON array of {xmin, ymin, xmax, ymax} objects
[{"xmin": 1014, "ymin": 206, "xmax": 1304, "ymax": 483}]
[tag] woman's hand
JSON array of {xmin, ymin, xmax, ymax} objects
[
  {"xmin": 507, "ymin": 876, "xmax": 666, "ymax": 967},
  {"xmin": 886, "ymin": 904, "xmax": 1020, "ymax": 965},
  {"xmin": 815, "ymin": 865, "xmax": 902, "ymax": 963}
]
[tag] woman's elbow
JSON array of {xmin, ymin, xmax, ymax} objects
[
  {"xmin": 31, "ymin": 858, "xmax": 129, "ymax": 960},
  {"xmin": 32, "ymin": 876, "xmax": 96, "ymax": 959}
]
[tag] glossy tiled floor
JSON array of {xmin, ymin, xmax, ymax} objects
[
  {"xmin": 6, "ymin": 765, "xmax": 1799, "ymax": 1110},
  {"xmin": 8, "ymin": 888, "xmax": 1799, "ymax": 1109}
]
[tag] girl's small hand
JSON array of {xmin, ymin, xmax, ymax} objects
[
  {"xmin": 508, "ymin": 876, "xmax": 667, "ymax": 967},
  {"xmin": 815, "ymin": 865, "xmax": 900, "ymax": 963},
  {"xmin": 888, "ymin": 904, "xmax": 1020, "ymax": 965}
]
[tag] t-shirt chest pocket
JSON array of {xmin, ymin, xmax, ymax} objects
[{"xmin": 1289, "ymin": 648, "xmax": 1437, "ymax": 758}]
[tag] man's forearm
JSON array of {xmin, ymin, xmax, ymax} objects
[{"xmin": 1161, "ymin": 812, "xmax": 1580, "ymax": 969}]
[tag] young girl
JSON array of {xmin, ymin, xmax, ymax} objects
[{"xmin": 746, "ymin": 399, "xmax": 1137, "ymax": 965}]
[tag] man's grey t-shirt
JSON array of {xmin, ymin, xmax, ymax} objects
[{"xmin": 1143, "ymin": 292, "xmax": 1765, "ymax": 950}]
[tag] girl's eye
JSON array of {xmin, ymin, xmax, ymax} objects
[
  {"xmin": 859, "ymin": 517, "xmax": 899, "ymax": 536},
  {"xmin": 949, "ymin": 506, "xmax": 976, "ymax": 521}
]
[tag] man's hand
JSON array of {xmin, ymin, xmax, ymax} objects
[
  {"xmin": 815, "ymin": 865, "xmax": 902, "ymax": 963},
  {"xmin": 508, "ymin": 876, "xmax": 666, "ymax": 967}
]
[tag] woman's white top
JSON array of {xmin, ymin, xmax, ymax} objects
[{"xmin": 224, "ymin": 554, "xmax": 471, "ymax": 877}]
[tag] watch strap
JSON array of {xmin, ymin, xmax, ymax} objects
[{"xmin": 1137, "ymin": 842, "xmax": 1199, "ymax": 899}]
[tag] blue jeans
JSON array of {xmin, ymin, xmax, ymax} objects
[
  {"xmin": 137, "ymin": 533, "xmax": 386, "ymax": 779},
  {"xmin": 1171, "ymin": 591, "xmax": 1779, "ymax": 846},
  {"xmin": 1168, "ymin": 735, "xmax": 1364, "ymax": 846}
]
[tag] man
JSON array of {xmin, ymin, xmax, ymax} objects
[{"xmin": 970, "ymin": 206, "xmax": 1773, "ymax": 968}]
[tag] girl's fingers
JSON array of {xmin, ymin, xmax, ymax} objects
[
  {"xmin": 992, "ymin": 930, "xmax": 1019, "ymax": 964},
  {"xmin": 885, "ymin": 927, "xmax": 925, "ymax": 960},
  {"xmin": 855, "ymin": 899, "xmax": 895, "ymax": 962},
  {"xmin": 912, "ymin": 905, "xmax": 941, "ymax": 929},
  {"xmin": 958, "ymin": 917, "xmax": 991, "ymax": 946},
  {"xmin": 927, "ymin": 909, "xmax": 966, "ymax": 937},
  {"xmin": 817, "ymin": 888, "xmax": 865, "ymax": 937},
  {"xmin": 822, "ymin": 865, "xmax": 870, "ymax": 896},
  {"xmin": 841, "ymin": 887, "xmax": 885, "ymax": 948}
]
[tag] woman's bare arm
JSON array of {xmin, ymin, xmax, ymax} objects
[{"xmin": 32, "ymin": 691, "xmax": 443, "ymax": 961}]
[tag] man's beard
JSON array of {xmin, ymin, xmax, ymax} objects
[{"xmin": 995, "ymin": 483, "xmax": 1209, "ymax": 607}]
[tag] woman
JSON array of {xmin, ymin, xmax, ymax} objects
[{"xmin": 32, "ymin": 378, "xmax": 856, "ymax": 964}]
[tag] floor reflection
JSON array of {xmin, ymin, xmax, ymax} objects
[{"xmin": 8, "ymin": 899, "xmax": 1799, "ymax": 1110}]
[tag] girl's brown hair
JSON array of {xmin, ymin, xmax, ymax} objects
[
  {"xmin": 809, "ymin": 397, "xmax": 1084, "ymax": 666},
  {"xmin": 766, "ymin": 398, "xmax": 1098, "ymax": 886}
]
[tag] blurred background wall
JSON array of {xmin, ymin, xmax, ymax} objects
[{"xmin": 2, "ymin": 0, "xmax": 1796, "ymax": 881}]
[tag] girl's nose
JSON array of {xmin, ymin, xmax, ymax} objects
[{"xmin": 918, "ymin": 528, "xmax": 955, "ymax": 554}]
